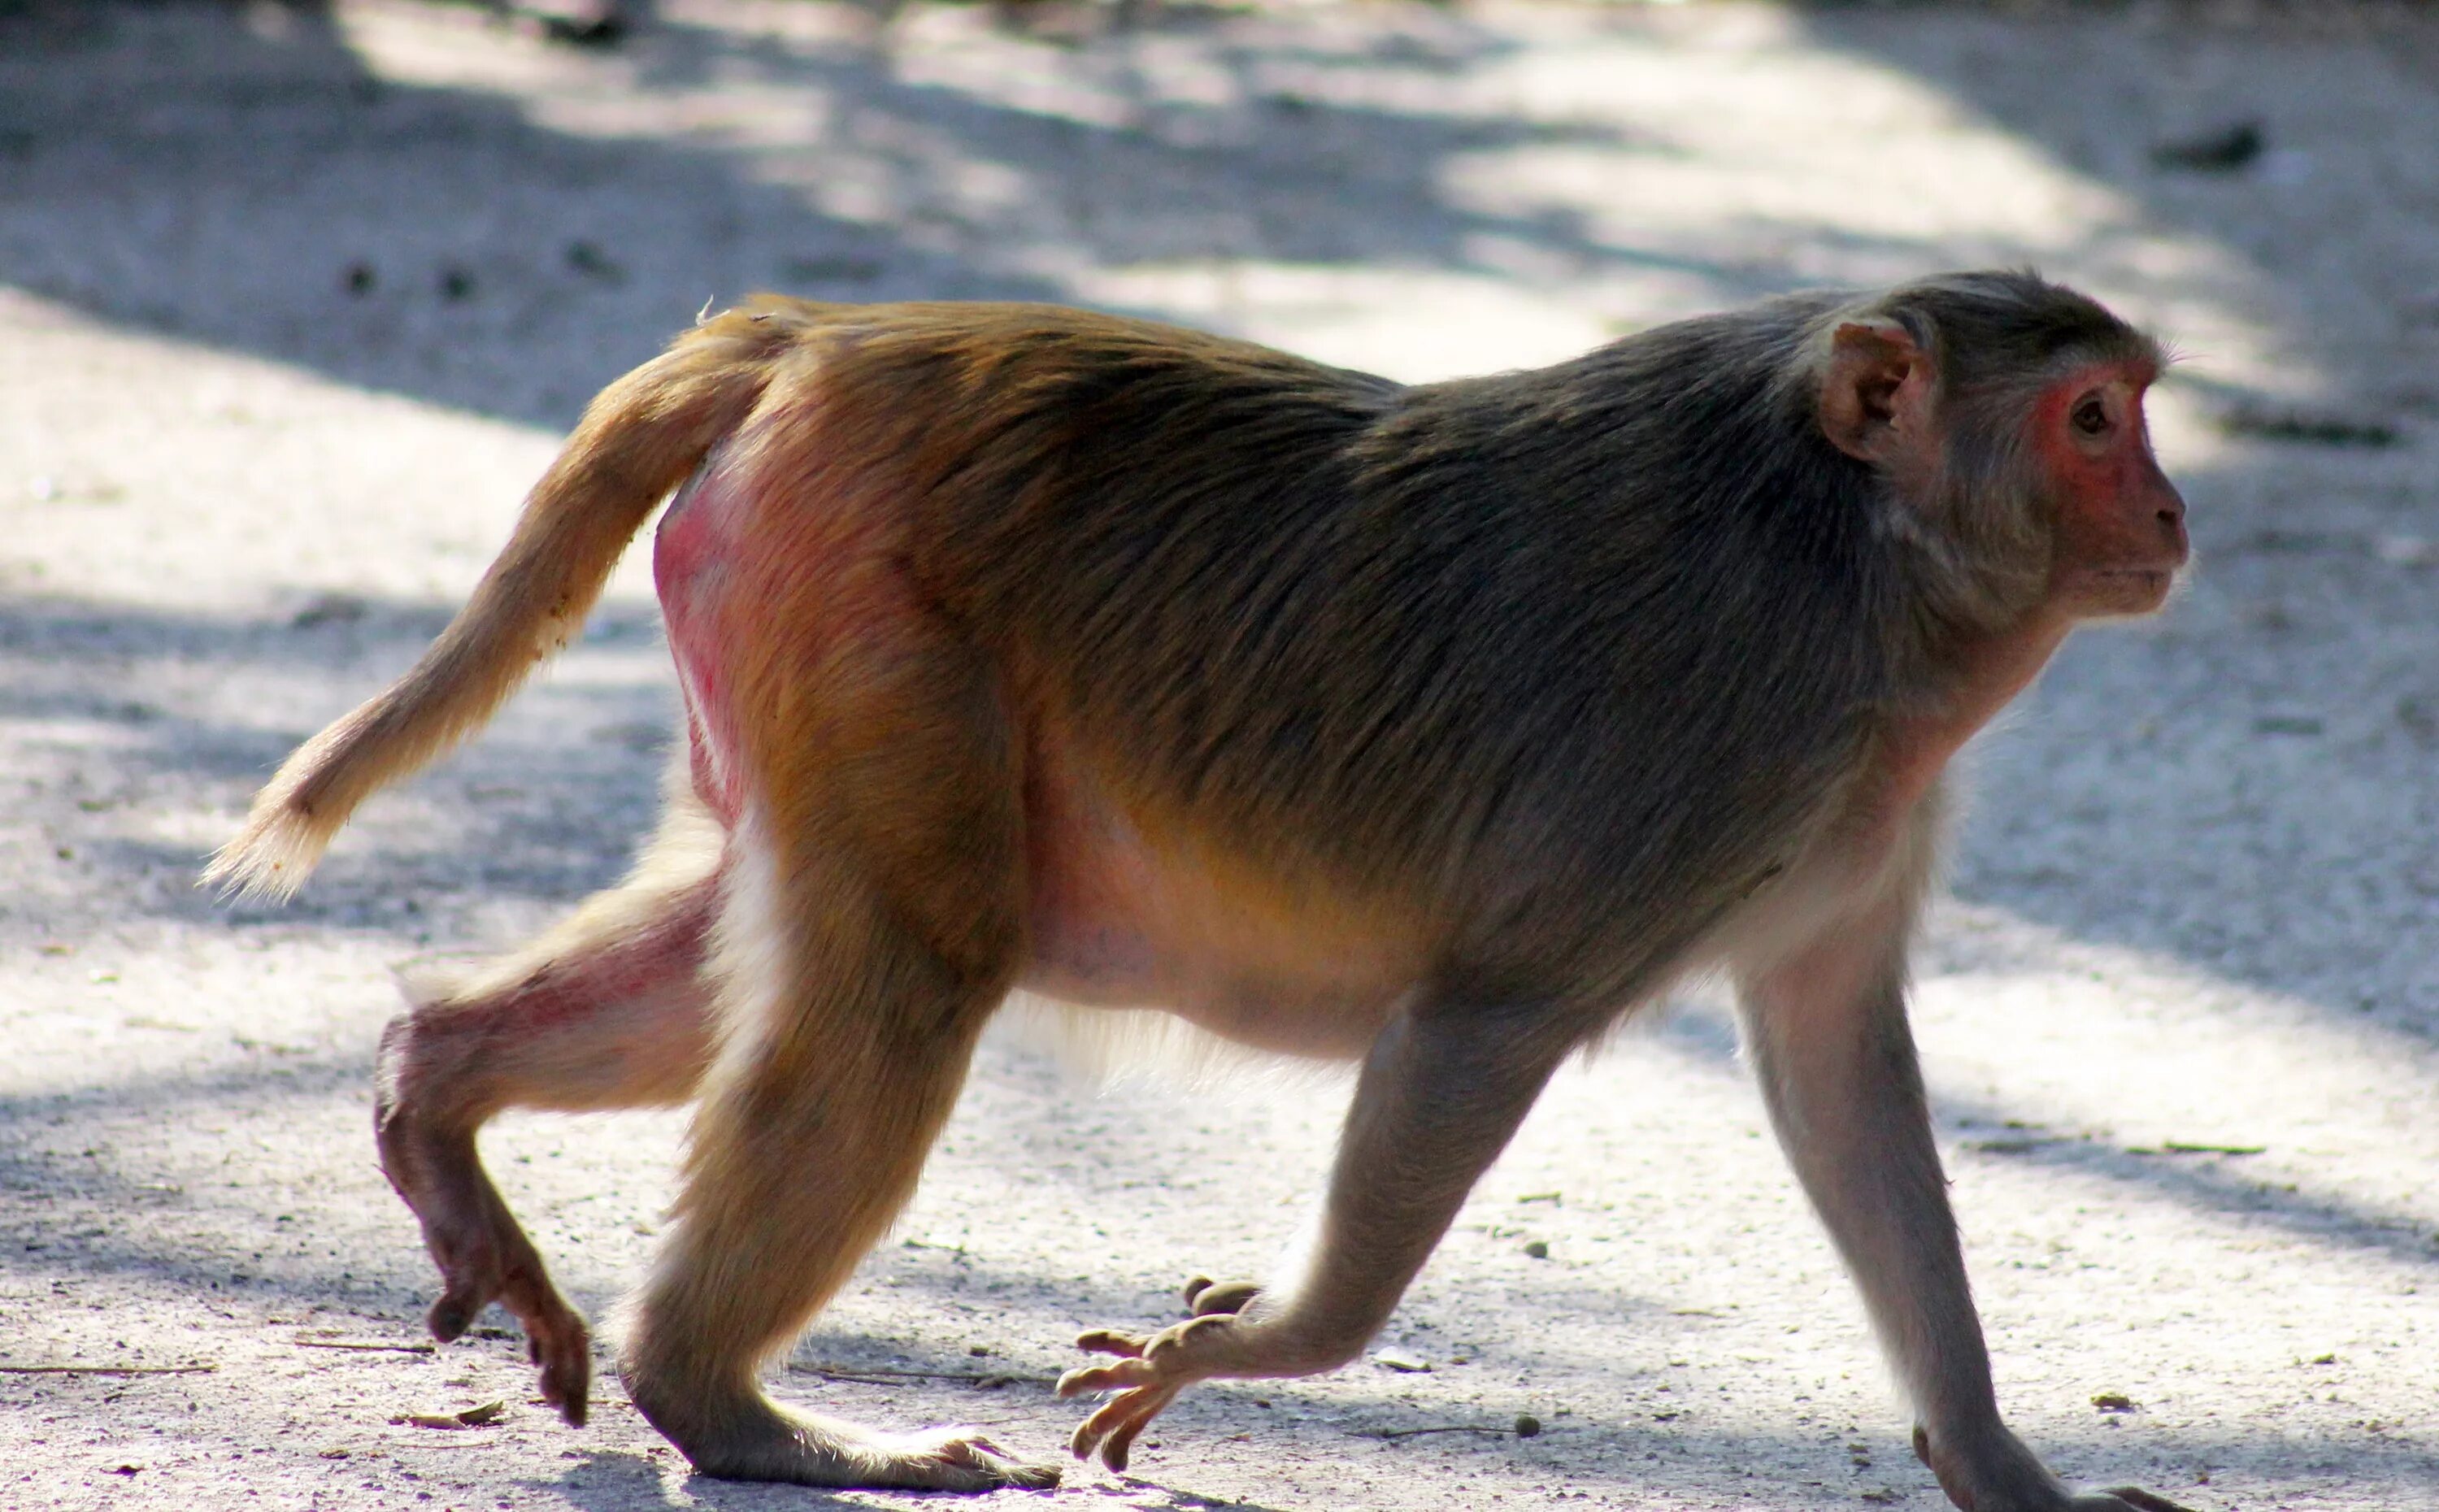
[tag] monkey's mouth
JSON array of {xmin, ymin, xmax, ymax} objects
[
  {"xmin": 2072, "ymin": 567, "xmax": 2179, "ymax": 617},
  {"xmin": 2102, "ymin": 568, "xmax": 2181, "ymax": 610}
]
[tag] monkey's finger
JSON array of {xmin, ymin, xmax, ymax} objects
[
  {"xmin": 1181, "ymin": 1275, "xmax": 1215, "ymax": 1310},
  {"xmin": 1068, "ymin": 1402, "xmax": 1110, "ymax": 1460},
  {"xmin": 1056, "ymin": 1357, "xmax": 1158, "ymax": 1398},
  {"xmin": 1189, "ymin": 1280, "xmax": 1261, "ymax": 1317},
  {"xmin": 1069, "ymin": 1388, "xmax": 1146, "ymax": 1458},
  {"xmin": 1098, "ymin": 1388, "xmax": 1180, "ymax": 1473},
  {"xmin": 1074, "ymin": 1327, "xmax": 1149, "ymax": 1358},
  {"xmin": 1070, "ymin": 1384, "xmax": 1177, "ymax": 1470}
]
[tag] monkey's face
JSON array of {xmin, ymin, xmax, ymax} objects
[{"xmin": 2037, "ymin": 363, "xmax": 2188, "ymax": 619}]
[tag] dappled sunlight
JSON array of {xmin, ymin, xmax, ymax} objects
[{"xmin": 4, "ymin": 2, "xmax": 2436, "ymax": 1506}]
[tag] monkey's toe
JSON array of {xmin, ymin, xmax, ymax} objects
[
  {"xmin": 640, "ymin": 1388, "xmax": 1063, "ymax": 1491},
  {"xmin": 427, "ymin": 1281, "xmax": 489, "ymax": 1344},
  {"xmin": 530, "ymin": 1310, "xmax": 593, "ymax": 1427},
  {"xmin": 881, "ymin": 1428, "xmax": 1063, "ymax": 1492},
  {"xmin": 2080, "ymin": 1492, "xmax": 2195, "ymax": 1512},
  {"xmin": 1184, "ymin": 1277, "xmax": 1261, "ymax": 1316}
]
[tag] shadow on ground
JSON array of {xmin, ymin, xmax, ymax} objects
[
  {"xmin": 5, "ymin": 7, "xmax": 2438, "ymax": 1505},
  {"xmin": 1783, "ymin": 5, "xmax": 2439, "ymax": 1032},
  {"xmin": 0, "ymin": 0, "xmax": 1719, "ymax": 428},
  {"xmin": 1, "ymin": 589, "xmax": 676, "ymax": 930},
  {"xmin": 3, "ymin": 2, "xmax": 2431, "ymax": 1031}
]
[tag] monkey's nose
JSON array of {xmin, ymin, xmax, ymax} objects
[{"xmin": 2154, "ymin": 484, "xmax": 2189, "ymax": 559}]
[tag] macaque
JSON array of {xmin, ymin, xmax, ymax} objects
[{"xmin": 211, "ymin": 272, "xmax": 2193, "ymax": 1510}]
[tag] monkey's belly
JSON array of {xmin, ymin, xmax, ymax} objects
[
  {"xmin": 1018, "ymin": 754, "xmax": 1415, "ymax": 1060},
  {"xmin": 1018, "ymin": 941, "xmax": 1402, "ymax": 1060}
]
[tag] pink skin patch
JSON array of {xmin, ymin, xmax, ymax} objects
[
  {"xmin": 2031, "ymin": 361, "xmax": 2185, "ymax": 587},
  {"xmin": 652, "ymin": 446, "xmax": 1406, "ymax": 1052},
  {"xmin": 654, "ymin": 462, "xmax": 750, "ymax": 826}
]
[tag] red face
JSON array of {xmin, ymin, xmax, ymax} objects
[{"xmin": 2036, "ymin": 361, "xmax": 2188, "ymax": 618}]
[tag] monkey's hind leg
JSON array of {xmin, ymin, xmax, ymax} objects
[
  {"xmin": 376, "ymin": 789, "xmax": 725, "ymax": 1426},
  {"xmin": 615, "ymin": 637, "xmax": 1054, "ymax": 1489},
  {"xmin": 615, "ymin": 851, "xmax": 1051, "ymax": 1488}
]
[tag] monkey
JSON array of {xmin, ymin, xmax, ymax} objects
[{"xmin": 209, "ymin": 272, "xmax": 2194, "ymax": 1510}]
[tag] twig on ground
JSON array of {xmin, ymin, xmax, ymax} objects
[
  {"xmin": 393, "ymin": 1400, "xmax": 506, "ymax": 1429},
  {"xmin": 295, "ymin": 1337, "xmax": 437, "ymax": 1355},
  {"xmin": 786, "ymin": 1362, "xmax": 1051, "ymax": 1388},
  {"xmin": 0, "ymin": 1362, "xmax": 216, "ymax": 1375}
]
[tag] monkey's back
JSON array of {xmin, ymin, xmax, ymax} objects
[{"xmin": 785, "ymin": 300, "xmax": 1902, "ymax": 993}]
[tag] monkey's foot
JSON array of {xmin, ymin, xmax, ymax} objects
[
  {"xmin": 630, "ymin": 1388, "xmax": 1059, "ymax": 1491},
  {"xmin": 375, "ymin": 1114, "xmax": 593, "ymax": 1425}
]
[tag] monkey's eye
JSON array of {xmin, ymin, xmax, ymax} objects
[{"xmin": 2071, "ymin": 395, "xmax": 2111, "ymax": 437}]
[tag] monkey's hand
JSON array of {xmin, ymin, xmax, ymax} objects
[
  {"xmin": 1912, "ymin": 1426, "xmax": 2197, "ymax": 1512},
  {"xmin": 1058, "ymin": 1280, "xmax": 1346, "ymax": 1473}
]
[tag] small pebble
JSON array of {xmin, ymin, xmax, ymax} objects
[
  {"xmin": 565, "ymin": 241, "xmax": 624, "ymax": 282},
  {"xmin": 2150, "ymin": 119, "xmax": 2263, "ymax": 172}
]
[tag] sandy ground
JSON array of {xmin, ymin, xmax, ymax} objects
[{"xmin": 2, "ymin": 2, "xmax": 2437, "ymax": 1509}]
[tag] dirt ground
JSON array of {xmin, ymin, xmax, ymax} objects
[{"xmin": 2, "ymin": 2, "xmax": 2437, "ymax": 1509}]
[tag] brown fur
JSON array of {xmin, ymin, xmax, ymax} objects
[{"xmin": 215, "ymin": 275, "xmax": 2192, "ymax": 1510}]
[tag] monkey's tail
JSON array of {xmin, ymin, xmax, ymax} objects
[{"xmin": 205, "ymin": 305, "xmax": 800, "ymax": 902}]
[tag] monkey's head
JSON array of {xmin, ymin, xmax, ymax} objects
[{"xmin": 1813, "ymin": 272, "xmax": 2189, "ymax": 632}]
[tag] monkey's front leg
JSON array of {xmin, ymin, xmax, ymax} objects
[
  {"xmin": 1735, "ymin": 893, "xmax": 2190, "ymax": 1512},
  {"xmin": 1060, "ymin": 1005, "xmax": 1570, "ymax": 1471}
]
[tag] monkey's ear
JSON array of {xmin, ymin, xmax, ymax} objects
[{"xmin": 1818, "ymin": 319, "xmax": 1935, "ymax": 464}]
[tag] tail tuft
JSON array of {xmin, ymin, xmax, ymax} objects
[
  {"xmin": 202, "ymin": 803, "xmax": 332, "ymax": 902},
  {"xmin": 203, "ymin": 298, "xmax": 798, "ymax": 906},
  {"xmin": 203, "ymin": 765, "xmax": 349, "ymax": 902},
  {"xmin": 202, "ymin": 694, "xmax": 413, "ymax": 899}
]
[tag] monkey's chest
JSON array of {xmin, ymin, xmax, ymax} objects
[{"xmin": 1017, "ymin": 745, "xmax": 1418, "ymax": 1059}]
